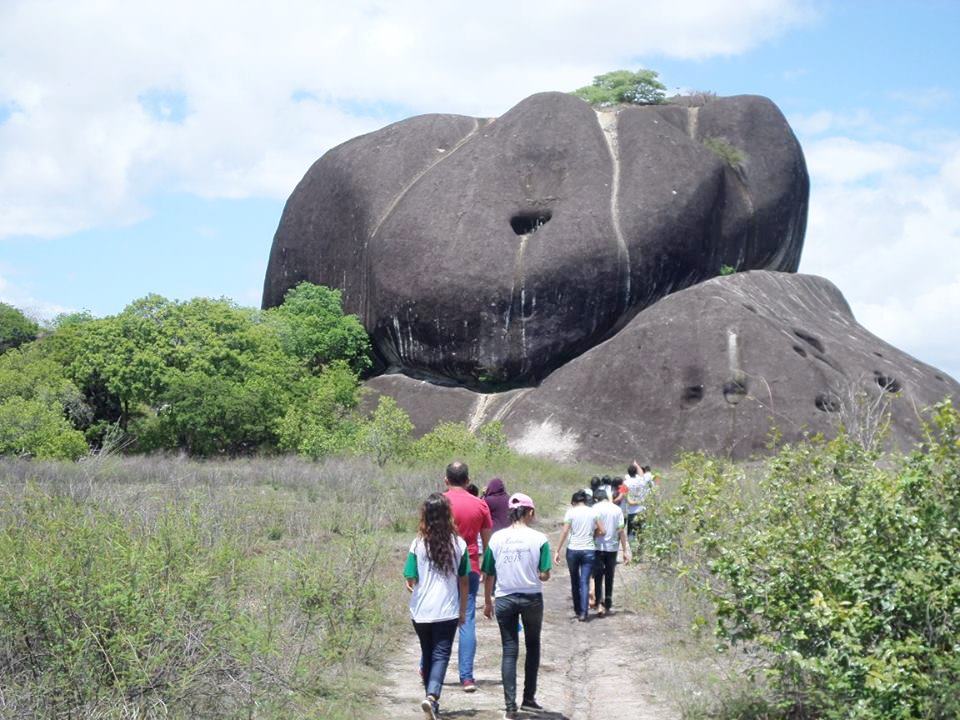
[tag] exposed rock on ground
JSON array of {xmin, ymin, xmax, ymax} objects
[
  {"xmin": 364, "ymin": 272, "xmax": 959, "ymax": 465},
  {"xmin": 264, "ymin": 92, "xmax": 807, "ymax": 389}
]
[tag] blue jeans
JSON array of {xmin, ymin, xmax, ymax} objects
[
  {"xmin": 566, "ymin": 548, "xmax": 595, "ymax": 616},
  {"xmin": 495, "ymin": 593, "xmax": 544, "ymax": 712},
  {"xmin": 413, "ymin": 619, "xmax": 458, "ymax": 699},
  {"xmin": 456, "ymin": 571, "xmax": 480, "ymax": 681}
]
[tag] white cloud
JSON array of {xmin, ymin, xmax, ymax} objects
[
  {"xmin": 789, "ymin": 108, "xmax": 878, "ymax": 137},
  {"xmin": 0, "ymin": 0, "xmax": 812, "ymax": 239},
  {"xmin": 804, "ymin": 136, "xmax": 920, "ymax": 184},
  {"xmin": 800, "ymin": 134, "xmax": 960, "ymax": 380}
]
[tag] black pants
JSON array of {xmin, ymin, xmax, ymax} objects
[
  {"xmin": 592, "ymin": 550, "xmax": 618, "ymax": 609},
  {"xmin": 495, "ymin": 593, "xmax": 544, "ymax": 712},
  {"xmin": 412, "ymin": 619, "xmax": 458, "ymax": 699}
]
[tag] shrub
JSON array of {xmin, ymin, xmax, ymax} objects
[
  {"xmin": 703, "ymin": 136, "xmax": 746, "ymax": 171},
  {"xmin": 0, "ymin": 303, "xmax": 38, "ymax": 353},
  {"xmin": 359, "ymin": 395, "xmax": 414, "ymax": 467},
  {"xmin": 0, "ymin": 493, "xmax": 246, "ymax": 715},
  {"xmin": 410, "ymin": 420, "xmax": 509, "ymax": 463},
  {"xmin": 275, "ymin": 362, "xmax": 363, "ymax": 459},
  {"xmin": 0, "ymin": 397, "xmax": 88, "ymax": 460},
  {"xmin": 572, "ymin": 68, "xmax": 667, "ymax": 107},
  {"xmin": 646, "ymin": 401, "xmax": 960, "ymax": 718}
]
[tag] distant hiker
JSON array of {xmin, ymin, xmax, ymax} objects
[
  {"xmin": 610, "ymin": 475, "xmax": 628, "ymax": 517},
  {"xmin": 482, "ymin": 493, "xmax": 552, "ymax": 719},
  {"xmin": 483, "ymin": 477, "xmax": 511, "ymax": 532},
  {"xmin": 443, "ymin": 461, "xmax": 493, "ymax": 693},
  {"xmin": 623, "ymin": 461, "xmax": 654, "ymax": 541},
  {"xmin": 404, "ymin": 493, "xmax": 469, "ymax": 720},
  {"xmin": 554, "ymin": 490, "xmax": 603, "ymax": 621},
  {"xmin": 591, "ymin": 488, "xmax": 631, "ymax": 616}
]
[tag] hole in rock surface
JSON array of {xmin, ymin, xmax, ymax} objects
[
  {"xmin": 792, "ymin": 345, "xmax": 808, "ymax": 358},
  {"xmin": 510, "ymin": 211, "xmax": 552, "ymax": 235},
  {"xmin": 682, "ymin": 384, "xmax": 704, "ymax": 406},
  {"xmin": 936, "ymin": 374, "xmax": 945, "ymax": 382},
  {"xmin": 874, "ymin": 373, "xmax": 902, "ymax": 393},
  {"xmin": 723, "ymin": 379, "xmax": 747, "ymax": 405},
  {"xmin": 815, "ymin": 392, "xmax": 840, "ymax": 413},
  {"xmin": 742, "ymin": 303, "xmax": 758, "ymax": 313},
  {"xmin": 792, "ymin": 329, "xmax": 825, "ymax": 353},
  {"xmin": 873, "ymin": 351, "xmax": 884, "ymax": 358}
]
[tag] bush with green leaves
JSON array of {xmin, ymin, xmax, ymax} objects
[
  {"xmin": 1, "ymin": 282, "xmax": 372, "ymax": 458},
  {"xmin": 572, "ymin": 68, "xmax": 667, "ymax": 106},
  {"xmin": 0, "ymin": 302, "xmax": 39, "ymax": 353},
  {"xmin": 359, "ymin": 395, "xmax": 414, "ymax": 467},
  {"xmin": 275, "ymin": 361, "xmax": 364, "ymax": 459},
  {"xmin": 410, "ymin": 420, "xmax": 509, "ymax": 463},
  {"xmin": 645, "ymin": 401, "xmax": 960, "ymax": 718},
  {"xmin": 0, "ymin": 397, "xmax": 88, "ymax": 460}
]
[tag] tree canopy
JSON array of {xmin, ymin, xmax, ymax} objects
[
  {"xmin": 572, "ymin": 69, "xmax": 667, "ymax": 107},
  {"xmin": 0, "ymin": 303, "xmax": 39, "ymax": 353},
  {"xmin": 0, "ymin": 283, "xmax": 378, "ymax": 459}
]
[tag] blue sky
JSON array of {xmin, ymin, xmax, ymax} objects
[{"xmin": 1, "ymin": 0, "xmax": 958, "ymax": 379}]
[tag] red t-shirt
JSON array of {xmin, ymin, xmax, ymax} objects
[{"xmin": 444, "ymin": 487, "xmax": 493, "ymax": 574}]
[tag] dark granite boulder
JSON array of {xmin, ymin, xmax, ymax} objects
[
  {"xmin": 264, "ymin": 92, "xmax": 808, "ymax": 389},
  {"xmin": 364, "ymin": 272, "xmax": 959, "ymax": 465}
]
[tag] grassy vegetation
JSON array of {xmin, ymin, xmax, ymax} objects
[
  {"xmin": 0, "ymin": 451, "xmax": 594, "ymax": 719},
  {"xmin": 629, "ymin": 401, "xmax": 960, "ymax": 719},
  {"xmin": 703, "ymin": 136, "xmax": 746, "ymax": 172}
]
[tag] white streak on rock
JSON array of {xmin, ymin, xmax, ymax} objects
[{"xmin": 596, "ymin": 109, "xmax": 631, "ymax": 310}]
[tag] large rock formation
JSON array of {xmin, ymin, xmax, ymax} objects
[
  {"xmin": 264, "ymin": 91, "xmax": 957, "ymax": 465},
  {"xmin": 363, "ymin": 272, "xmax": 960, "ymax": 465},
  {"xmin": 263, "ymin": 92, "xmax": 808, "ymax": 389}
]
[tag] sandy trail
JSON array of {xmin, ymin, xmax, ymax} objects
[{"xmin": 375, "ymin": 533, "xmax": 680, "ymax": 720}]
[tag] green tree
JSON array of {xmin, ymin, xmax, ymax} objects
[
  {"xmin": 276, "ymin": 362, "xmax": 363, "ymax": 459},
  {"xmin": 360, "ymin": 396, "xmax": 414, "ymax": 467},
  {"xmin": 0, "ymin": 396, "xmax": 88, "ymax": 460},
  {"xmin": 0, "ymin": 303, "xmax": 39, "ymax": 353},
  {"xmin": 572, "ymin": 69, "xmax": 667, "ymax": 107},
  {"xmin": 267, "ymin": 283, "xmax": 371, "ymax": 373}
]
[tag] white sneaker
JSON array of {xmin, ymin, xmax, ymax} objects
[{"xmin": 421, "ymin": 696, "xmax": 439, "ymax": 720}]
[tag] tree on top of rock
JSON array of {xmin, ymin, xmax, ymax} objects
[{"xmin": 572, "ymin": 69, "xmax": 667, "ymax": 107}]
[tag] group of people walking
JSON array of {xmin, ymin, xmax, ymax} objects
[
  {"xmin": 553, "ymin": 463, "xmax": 655, "ymax": 622},
  {"xmin": 403, "ymin": 460, "xmax": 655, "ymax": 719}
]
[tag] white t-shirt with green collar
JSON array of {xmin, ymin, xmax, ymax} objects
[
  {"xmin": 404, "ymin": 535, "xmax": 469, "ymax": 623},
  {"xmin": 481, "ymin": 525, "xmax": 552, "ymax": 598}
]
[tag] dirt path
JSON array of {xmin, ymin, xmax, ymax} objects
[{"xmin": 375, "ymin": 535, "xmax": 680, "ymax": 720}]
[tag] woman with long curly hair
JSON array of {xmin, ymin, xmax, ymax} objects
[{"xmin": 404, "ymin": 492, "xmax": 469, "ymax": 720}]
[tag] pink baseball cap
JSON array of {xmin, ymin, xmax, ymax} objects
[{"xmin": 509, "ymin": 492, "xmax": 536, "ymax": 510}]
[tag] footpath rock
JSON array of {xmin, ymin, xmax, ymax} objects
[
  {"xmin": 264, "ymin": 92, "xmax": 808, "ymax": 389},
  {"xmin": 364, "ymin": 272, "xmax": 959, "ymax": 465}
]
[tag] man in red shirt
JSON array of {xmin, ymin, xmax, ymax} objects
[{"xmin": 444, "ymin": 460, "xmax": 492, "ymax": 692}]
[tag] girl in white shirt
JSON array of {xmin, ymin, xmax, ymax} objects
[
  {"xmin": 404, "ymin": 493, "xmax": 469, "ymax": 720},
  {"xmin": 554, "ymin": 490, "xmax": 604, "ymax": 621}
]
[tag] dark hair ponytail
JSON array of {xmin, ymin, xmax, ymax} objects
[{"xmin": 509, "ymin": 506, "xmax": 534, "ymax": 524}]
